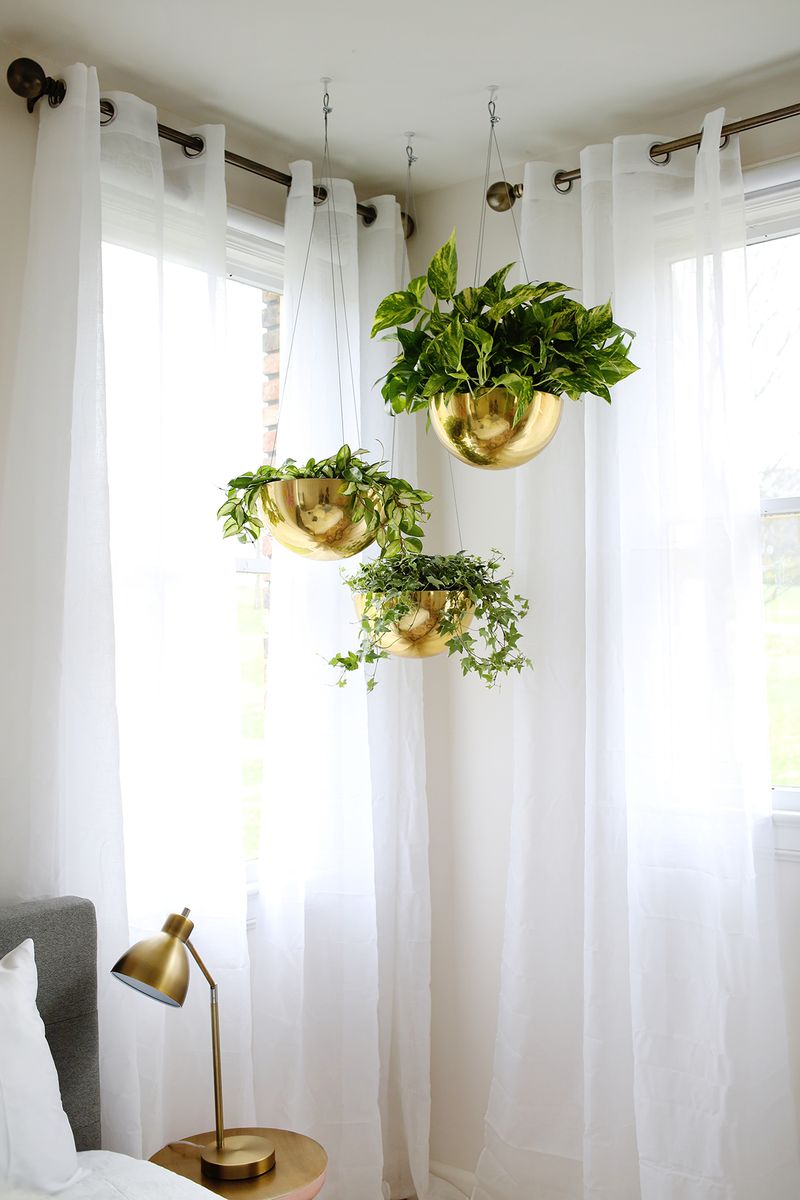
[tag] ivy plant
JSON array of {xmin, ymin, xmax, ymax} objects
[
  {"xmin": 371, "ymin": 230, "xmax": 639, "ymax": 423},
  {"xmin": 331, "ymin": 550, "xmax": 531, "ymax": 691},
  {"xmin": 217, "ymin": 444, "xmax": 432, "ymax": 557}
]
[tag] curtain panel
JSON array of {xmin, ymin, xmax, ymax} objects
[
  {"xmin": 100, "ymin": 92, "xmax": 255, "ymax": 1156},
  {"xmin": 249, "ymin": 163, "xmax": 432, "ymax": 1200},
  {"xmin": 0, "ymin": 67, "xmax": 257, "ymax": 1157},
  {"xmin": 0, "ymin": 64, "xmax": 143, "ymax": 1154},
  {"xmin": 473, "ymin": 112, "xmax": 800, "ymax": 1200}
]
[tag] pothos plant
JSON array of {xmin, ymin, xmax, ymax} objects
[
  {"xmin": 330, "ymin": 550, "xmax": 532, "ymax": 691},
  {"xmin": 371, "ymin": 230, "xmax": 639, "ymax": 423},
  {"xmin": 217, "ymin": 444, "xmax": 432, "ymax": 556}
]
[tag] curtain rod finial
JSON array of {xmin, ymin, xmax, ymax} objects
[{"xmin": 7, "ymin": 58, "xmax": 65, "ymax": 112}]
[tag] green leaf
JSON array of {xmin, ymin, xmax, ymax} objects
[
  {"xmin": 407, "ymin": 274, "xmax": 428, "ymax": 303},
  {"xmin": 371, "ymin": 291, "xmax": 421, "ymax": 336},
  {"xmin": 463, "ymin": 322, "xmax": 493, "ymax": 353},
  {"xmin": 452, "ymin": 287, "xmax": 482, "ymax": 319},
  {"xmin": 441, "ymin": 319, "xmax": 464, "ymax": 372},
  {"xmin": 485, "ymin": 285, "xmax": 542, "ymax": 322},
  {"xmin": 482, "ymin": 262, "xmax": 515, "ymax": 300},
  {"xmin": 426, "ymin": 229, "xmax": 458, "ymax": 301},
  {"xmin": 370, "ymin": 233, "xmax": 638, "ymax": 421}
]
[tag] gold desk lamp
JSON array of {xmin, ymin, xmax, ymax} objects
[{"xmin": 111, "ymin": 908, "xmax": 275, "ymax": 1181}]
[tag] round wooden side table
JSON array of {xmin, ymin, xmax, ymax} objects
[{"xmin": 150, "ymin": 1128, "xmax": 327, "ymax": 1199}]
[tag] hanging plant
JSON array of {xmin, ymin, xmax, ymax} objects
[
  {"xmin": 371, "ymin": 231, "xmax": 638, "ymax": 468},
  {"xmin": 218, "ymin": 444, "xmax": 432, "ymax": 561},
  {"xmin": 330, "ymin": 550, "xmax": 531, "ymax": 690}
]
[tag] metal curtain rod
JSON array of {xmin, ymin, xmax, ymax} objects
[
  {"xmin": 485, "ymin": 99, "xmax": 800, "ymax": 209},
  {"xmin": 6, "ymin": 57, "xmax": 415, "ymax": 237}
]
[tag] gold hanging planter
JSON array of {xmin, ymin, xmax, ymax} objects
[
  {"xmin": 354, "ymin": 590, "xmax": 475, "ymax": 659},
  {"xmin": 429, "ymin": 385, "xmax": 563, "ymax": 470},
  {"xmin": 260, "ymin": 478, "xmax": 376, "ymax": 561}
]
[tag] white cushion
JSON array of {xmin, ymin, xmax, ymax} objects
[{"xmin": 0, "ymin": 940, "xmax": 83, "ymax": 1193}]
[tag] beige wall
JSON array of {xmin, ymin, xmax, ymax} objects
[
  {"xmin": 0, "ymin": 38, "xmax": 36, "ymax": 459},
  {"xmin": 410, "ymin": 67, "xmax": 800, "ymax": 1179}
]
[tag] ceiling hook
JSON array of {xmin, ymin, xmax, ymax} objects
[{"xmin": 487, "ymin": 84, "xmax": 500, "ymax": 126}]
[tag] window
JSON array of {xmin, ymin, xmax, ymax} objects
[
  {"xmin": 102, "ymin": 210, "xmax": 282, "ymax": 870},
  {"xmin": 746, "ymin": 166, "xmax": 800, "ymax": 815},
  {"xmin": 225, "ymin": 212, "xmax": 284, "ymax": 860}
]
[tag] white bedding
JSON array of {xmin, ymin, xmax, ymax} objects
[{"xmin": 0, "ymin": 1152, "xmax": 210, "ymax": 1199}]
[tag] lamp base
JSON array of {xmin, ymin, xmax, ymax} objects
[{"xmin": 201, "ymin": 1134, "xmax": 276, "ymax": 1180}]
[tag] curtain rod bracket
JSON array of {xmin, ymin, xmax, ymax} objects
[{"xmin": 7, "ymin": 57, "xmax": 66, "ymax": 113}]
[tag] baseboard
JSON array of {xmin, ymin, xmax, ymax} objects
[{"xmin": 429, "ymin": 1159, "xmax": 476, "ymax": 1198}]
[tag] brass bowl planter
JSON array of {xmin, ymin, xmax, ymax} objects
[
  {"xmin": 260, "ymin": 478, "xmax": 376, "ymax": 560},
  {"xmin": 354, "ymin": 590, "xmax": 475, "ymax": 659},
  {"xmin": 429, "ymin": 386, "xmax": 563, "ymax": 470}
]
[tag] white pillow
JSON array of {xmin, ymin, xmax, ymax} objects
[{"xmin": 0, "ymin": 940, "xmax": 83, "ymax": 1193}]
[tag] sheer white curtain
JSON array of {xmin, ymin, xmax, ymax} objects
[
  {"xmin": 0, "ymin": 63, "xmax": 142, "ymax": 1156},
  {"xmin": 474, "ymin": 112, "xmax": 800, "ymax": 1199},
  {"xmin": 249, "ymin": 164, "xmax": 431, "ymax": 1200},
  {"xmin": 360, "ymin": 198, "xmax": 432, "ymax": 1200},
  {"xmin": 100, "ymin": 94, "xmax": 254, "ymax": 1155}
]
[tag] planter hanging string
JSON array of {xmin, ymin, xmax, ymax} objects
[
  {"xmin": 388, "ymin": 134, "xmax": 420, "ymax": 477},
  {"xmin": 321, "ymin": 79, "xmax": 362, "ymax": 449},
  {"xmin": 393, "ymin": 135, "xmax": 462, "ymax": 552},
  {"xmin": 474, "ymin": 88, "xmax": 530, "ymax": 285},
  {"xmin": 268, "ymin": 80, "xmax": 360, "ymax": 465}
]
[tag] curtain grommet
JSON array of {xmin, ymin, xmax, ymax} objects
[
  {"xmin": 553, "ymin": 172, "xmax": 573, "ymax": 194},
  {"xmin": 100, "ymin": 99, "xmax": 116, "ymax": 126},
  {"xmin": 649, "ymin": 143, "xmax": 672, "ymax": 166},
  {"xmin": 182, "ymin": 135, "xmax": 206, "ymax": 159}
]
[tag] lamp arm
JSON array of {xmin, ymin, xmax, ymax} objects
[{"xmin": 186, "ymin": 939, "xmax": 225, "ymax": 1152}]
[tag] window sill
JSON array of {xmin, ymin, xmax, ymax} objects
[{"xmin": 774, "ymin": 811, "xmax": 800, "ymax": 862}]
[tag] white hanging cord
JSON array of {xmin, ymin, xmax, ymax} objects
[
  {"xmin": 488, "ymin": 96, "xmax": 530, "ymax": 282},
  {"xmin": 266, "ymin": 124, "xmax": 323, "ymax": 465},
  {"xmin": 474, "ymin": 88, "xmax": 531, "ymax": 284},
  {"xmin": 474, "ymin": 88, "xmax": 498, "ymax": 286},
  {"xmin": 268, "ymin": 196, "xmax": 319, "ymax": 468},
  {"xmin": 403, "ymin": 132, "xmax": 418, "ymax": 247},
  {"xmin": 320, "ymin": 81, "xmax": 348, "ymax": 446},
  {"xmin": 320, "ymin": 79, "xmax": 362, "ymax": 448},
  {"xmin": 390, "ymin": 132, "xmax": 419, "ymax": 478},
  {"xmin": 448, "ymin": 455, "xmax": 464, "ymax": 551}
]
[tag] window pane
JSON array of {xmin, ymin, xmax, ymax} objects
[
  {"xmin": 761, "ymin": 512, "xmax": 800, "ymax": 787},
  {"xmin": 225, "ymin": 278, "xmax": 281, "ymax": 859},
  {"xmin": 747, "ymin": 230, "xmax": 800, "ymax": 791},
  {"xmin": 237, "ymin": 571, "xmax": 270, "ymax": 859},
  {"xmin": 748, "ymin": 233, "xmax": 800, "ymax": 498}
]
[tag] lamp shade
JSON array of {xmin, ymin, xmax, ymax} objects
[{"xmin": 111, "ymin": 910, "xmax": 194, "ymax": 1007}]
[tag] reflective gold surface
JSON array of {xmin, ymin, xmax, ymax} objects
[
  {"xmin": 151, "ymin": 1127, "xmax": 327, "ymax": 1199},
  {"xmin": 429, "ymin": 386, "xmax": 563, "ymax": 469},
  {"xmin": 201, "ymin": 1134, "xmax": 276, "ymax": 1180},
  {"xmin": 111, "ymin": 913, "xmax": 192, "ymax": 1008},
  {"xmin": 355, "ymin": 590, "xmax": 475, "ymax": 659},
  {"xmin": 260, "ymin": 478, "xmax": 376, "ymax": 560}
]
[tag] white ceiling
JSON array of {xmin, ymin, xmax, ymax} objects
[{"xmin": 2, "ymin": 0, "xmax": 800, "ymax": 196}]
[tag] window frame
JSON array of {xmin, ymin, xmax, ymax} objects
[
  {"xmin": 225, "ymin": 207, "xmax": 284, "ymax": 895},
  {"xmin": 745, "ymin": 157, "xmax": 800, "ymax": 839},
  {"xmin": 227, "ymin": 208, "xmax": 283, "ymax": 587},
  {"xmin": 224, "ymin": 192, "xmax": 800, "ymax": 859}
]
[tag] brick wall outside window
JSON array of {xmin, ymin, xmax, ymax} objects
[{"xmin": 260, "ymin": 290, "xmax": 281, "ymax": 561}]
